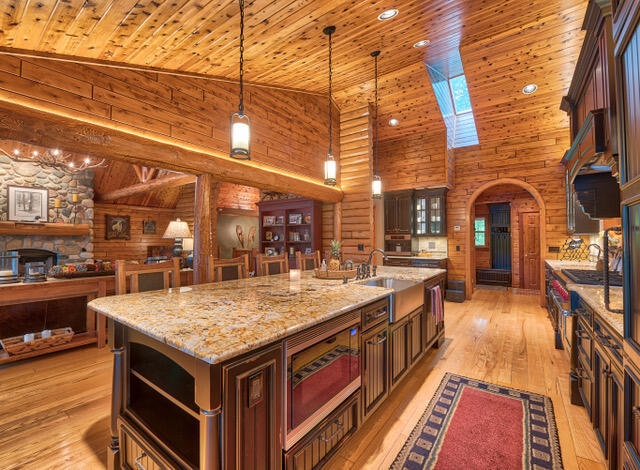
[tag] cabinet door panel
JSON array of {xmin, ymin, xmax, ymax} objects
[
  {"xmin": 384, "ymin": 198, "xmax": 396, "ymax": 233},
  {"xmin": 594, "ymin": 344, "xmax": 608, "ymax": 455},
  {"xmin": 624, "ymin": 364, "xmax": 640, "ymax": 467},
  {"xmin": 625, "ymin": 202, "xmax": 640, "ymax": 355},
  {"xmin": 619, "ymin": 23, "xmax": 640, "ymax": 184},
  {"xmin": 409, "ymin": 309, "xmax": 423, "ymax": 364},
  {"xmin": 362, "ymin": 323, "xmax": 389, "ymax": 417},
  {"xmin": 390, "ymin": 319, "xmax": 409, "ymax": 387},
  {"xmin": 610, "ymin": 364, "xmax": 624, "ymax": 470},
  {"xmin": 397, "ymin": 195, "xmax": 413, "ymax": 233}
]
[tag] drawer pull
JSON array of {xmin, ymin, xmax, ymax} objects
[
  {"xmin": 367, "ymin": 335, "xmax": 387, "ymax": 346},
  {"xmin": 633, "ymin": 407, "xmax": 640, "ymax": 419},
  {"xmin": 319, "ymin": 420, "xmax": 344, "ymax": 443},
  {"xmin": 367, "ymin": 308, "xmax": 387, "ymax": 321},
  {"xmin": 135, "ymin": 452, "xmax": 147, "ymax": 470}
]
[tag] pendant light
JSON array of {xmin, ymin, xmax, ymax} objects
[
  {"xmin": 323, "ymin": 26, "xmax": 337, "ymax": 186},
  {"xmin": 230, "ymin": 0, "xmax": 250, "ymax": 160},
  {"xmin": 371, "ymin": 50, "xmax": 383, "ymax": 199}
]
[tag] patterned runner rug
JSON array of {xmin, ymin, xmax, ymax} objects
[{"xmin": 391, "ymin": 373, "xmax": 563, "ymax": 469}]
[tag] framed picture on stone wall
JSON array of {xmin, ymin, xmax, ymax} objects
[
  {"xmin": 106, "ymin": 214, "xmax": 130, "ymax": 240},
  {"xmin": 7, "ymin": 185, "xmax": 49, "ymax": 223}
]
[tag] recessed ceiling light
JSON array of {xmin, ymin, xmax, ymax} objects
[
  {"xmin": 522, "ymin": 83, "xmax": 538, "ymax": 95},
  {"xmin": 378, "ymin": 9, "xmax": 398, "ymax": 21},
  {"xmin": 413, "ymin": 40, "xmax": 430, "ymax": 48},
  {"xmin": 389, "ymin": 118, "xmax": 399, "ymax": 126}
]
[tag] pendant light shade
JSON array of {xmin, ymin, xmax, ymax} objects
[
  {"xmin": 324, "ymin": 26, "xmax": 337, "ymax": 186},
  {"xmin": 230, "ymin": 0, "xmax": 250, "ymax": 160},
  {"xmin": 371, "ymin": 50, "xmax": 383, "ymax": 199}
]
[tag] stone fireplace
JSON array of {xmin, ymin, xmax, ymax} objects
[{"xmin": 0, "ymin": 152, "xmax": 95, "ymax": 263}]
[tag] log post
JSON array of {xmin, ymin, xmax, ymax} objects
[{"xmin": 194, "ymin": 174, "xmax": 213, "ymax": 284}]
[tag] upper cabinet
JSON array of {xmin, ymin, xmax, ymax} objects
[
  {"xmin": 414, "ymin": 189, "xmax": 447, "ymax": 237},
  {"xmin": 384, "ymin": 191, "xmax": 413, "ymax": 234}
]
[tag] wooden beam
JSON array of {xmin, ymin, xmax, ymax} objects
[
  {"xmin": 194, "ymin": 174, "xmax": 213, "ymax": 285},
  {"xmin": 96, "ymin": 174, "xmax": 196, "ymax": 202},
  {"xmin": 0, "ymin": 93, "xmax": 343, "ymax": 203},
  {"xmin": 216, "ymin": 207, "xmax": 259, "ymax": 217}
]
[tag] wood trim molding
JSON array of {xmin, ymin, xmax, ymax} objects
[
  {"xmin": 464, "ymin": 178, "xmax": 547, "ymax": 306},
  {"xmin": 0, "ymin": 92, "xmax": 343, "ymax": 203}
]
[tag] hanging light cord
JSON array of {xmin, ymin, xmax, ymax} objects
[
  {"xmin": 238, "ymin": 0, "xmax": 245, "ymax": 116},
  {"xmin": 374, "ymin": 53, "xmax": 379, "ymax": 177},
  {"xmin": 328, "ymin": 30, "xmax": 333, "ymax": 155}
]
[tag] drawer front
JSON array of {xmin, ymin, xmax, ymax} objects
[
  {"xmin": 362, "ymin": 298, "xmax": 390, "ymax": 331},
  {"xmin": 285, "ymin": 392, "xmax": 359, "ymax": 470},
  {"xmin": 119, "ymin": 419, "xmax": 177, "ymax": 470},
  {"xmin": 577, "ymin": 318, "xmax": 593, "ymax": 369},
  {"xmin": 411, "ymin": 258, "xmax": 445, "ymax": 269},
  {"xmin": 384, "ymin": 257, "xmax": 411, "ymax": 267}
]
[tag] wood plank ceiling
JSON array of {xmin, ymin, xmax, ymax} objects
[{"xmin": 0, "ymin": 0, "xmax": 587, "ymax": 143}]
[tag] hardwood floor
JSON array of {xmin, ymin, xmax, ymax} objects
[{"xmin": 0, "ymin": 290, "xmax": 604, "ymax": 469}]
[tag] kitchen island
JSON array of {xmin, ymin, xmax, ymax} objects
[{"xmin": 89, "ymin": 266, "xmax": 446, "ymax": 470}]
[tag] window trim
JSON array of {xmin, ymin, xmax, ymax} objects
[{"xmin": 474, "ymin": 216, "xmax": 487, "ymax": 248}]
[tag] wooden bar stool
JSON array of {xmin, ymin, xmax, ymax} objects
[
  {"xmin": 256, "ymin": 253, "xmax": 289, "ymax": 276},
  {"xmin": 296, "ymin": 251, "xmax": 321, "ymax": 271},
  {"xmin": 207, "ymin": 254, "xmax": 250, "ymax": 282},
  {"xmin": 232, "ymin": 248, "xmax": 258, "ymax": 274},
  {"xmin": 115, "ymin": 258, "xmax": 181, "ymax": 295}
]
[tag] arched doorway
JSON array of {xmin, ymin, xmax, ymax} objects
[{"xmin": 464, "ymin": 178, "xmax": 547, "ymax": 306}]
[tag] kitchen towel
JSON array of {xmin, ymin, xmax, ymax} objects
[{"xmin": 432, "ymin": 285, "xmax": 444, "ymax": 324}]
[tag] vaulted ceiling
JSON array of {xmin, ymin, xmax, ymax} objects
[{"xmin": 0, "ymin": 0, "xmax": 587, "ymax": 142}]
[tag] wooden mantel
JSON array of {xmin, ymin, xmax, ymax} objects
[{"xmin": 0, "ymin": 221, "xmax": 90, "ymax": 237}]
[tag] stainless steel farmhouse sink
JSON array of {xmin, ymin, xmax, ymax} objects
[{"xmin": 362, "ymin": 277, "xmax": 424, "ymax": 322}]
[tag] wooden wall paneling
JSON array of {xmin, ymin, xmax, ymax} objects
[
  {"xmin": 339, "ymin": 104, "xmax": 373, "ymax": 261},
  {"xmin": 93, "ymin": 203, "xmax": 175, "ymax": 261},
  {"xmin": 0, "ymin": 56, "xmax": 342, "ymax": 202}
]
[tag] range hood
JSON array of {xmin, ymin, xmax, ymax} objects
[{"xmin": 562, "ymin": 109, "xmax": 620, "ymax": 220}]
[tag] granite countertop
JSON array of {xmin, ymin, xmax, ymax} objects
[
  {"xmin": 568, "ymin": 284, "xmax": 624, "ymax": 336},
  {"xmin": 88, "ymin": 267, "xmax": 445, "ymax": 365},
  {"xmin": 545, "ymin": 259, "xmax": 597, "ymax": 271}
]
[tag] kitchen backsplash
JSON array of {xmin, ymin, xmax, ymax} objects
[{"xmin": 412, "ymin": 236, "xmax": 448, "ymax": 255}]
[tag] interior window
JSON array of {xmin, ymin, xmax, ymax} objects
[{"xmin": 474, "ymin": 217, "xmax": 486, "ymax": 247}]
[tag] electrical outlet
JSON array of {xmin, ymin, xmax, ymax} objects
[{"xmin": 358, "ymin": 244, "xmax": 364, "ymax": 251}]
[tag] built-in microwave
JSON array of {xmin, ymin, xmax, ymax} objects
[{"xmin": 283, "ymin": 311, "xmax": 361, "ymax": 450}]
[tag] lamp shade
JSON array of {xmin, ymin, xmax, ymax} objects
[
  {"xmin": 162, "ymin": 218, "xmax": 192, "ymax": 239},
  {"xmin": 182, "ymin": 237, "xmax": 194, "ymax": 251}
]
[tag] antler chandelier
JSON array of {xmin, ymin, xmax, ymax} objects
[{"xmin": 1, "ymin": 147, "xmax": 106, "ymax": 173}]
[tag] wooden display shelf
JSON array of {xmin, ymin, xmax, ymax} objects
[
  {"xmin": 0, "ymin": 332, "xmax": 97, "ymax": 365},
  {"xmin": 0, "ymin": 221, "xmax": 90, "ymax": 237}
]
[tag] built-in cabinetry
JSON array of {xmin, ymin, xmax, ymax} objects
[
  {"xmin": 414, "ymin": 188, "xmax": 447, "ymax": 236},
  {"xmin": 384, "ymin": 257, "xmax": 447, "ymax": 270},
  {"xmin": 612, "ymin": 0, "xmax": 640, "ymax": 468},
  {"xmin": 384, "ymin": 191, "xmax": 413, "ymax": 234},
  {"xmin": 572, "ymin": 293, "xmax": 624, "ymax": 470}
]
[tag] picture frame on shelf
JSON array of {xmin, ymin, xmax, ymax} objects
[
  {"xmin": 105, "ymin": 214, "xmax": 131, "ymax": 240},
  {"xmin": 288, "ymin": 213, "xmax": 303, "ymax": 225},
  {"xmin": 263, "ymin": 215, "xmax": 275, "ymax": 226},
  {"xmin": 304, "ymin": 215, "xmax": 312, "ymax": 224},
  {"xmin": 265, "ymin": 231, "xmax": 273, "ymax": 241},
  {"xmin": 7, "ymin": 185, "xmax": 49, "ymax": 223},
  {"xmin": 142, "ymin": 220, "xmax": 156, "ymax": 234},
  {"xmin": 276, "ymin": 215, "xmax": 285, "ymax": 225},
  {"xmin": 265, "ymin": 247, "xmax": 276, "ymax": 256}
]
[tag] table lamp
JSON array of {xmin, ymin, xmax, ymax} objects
[{"xmin": 162, "ymin": 218, "xmax": 192, "ymax": 256}]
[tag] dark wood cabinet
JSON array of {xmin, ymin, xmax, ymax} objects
[
  {"xmin": 384, "ymin": 191, "xmax": 413, "ymax": 234},
  {"xmin": 609, "ymin": 363, "xmax": 624, "ymax": 470},
  {"xmin": 414, "ymin": 188, "xmax": 447, "ymax": 236},
  {"xmin": 409, "ymin": 308, "xmax": 424, "ymax": 364},
  {"xmin": 424, "ymin": 274, "xmax": 446, "ymax": 349},
  {"xmin": 284, "ymin": 392, "xmax": 360, "ymax": 470},
  {"xmin": 361, "ymin": 322, "xmax": 389, "ymax": 417},
  {"xmin": 223, "ymin": 344, "xmax": 283, "ymax": 470},
  {"xmin": 389, "ymin": 317, "xmax": 410, "ymax": 388},
  {"xmin": 594, "ymin": 342, "xmax": 609, "ymax": 453}
]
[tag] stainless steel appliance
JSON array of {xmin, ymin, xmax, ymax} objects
[
  {"xmin": 284, "ymin": 311, "xmax": 361, "ymax": 450},
  {"xmin": 362, "ymin": 277, "xmax": 423, "ymax": 322}
]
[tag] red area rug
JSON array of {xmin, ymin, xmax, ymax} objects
[{"xmin": 391, "ymin": 373, "xmax": 563, "ymax": 469}]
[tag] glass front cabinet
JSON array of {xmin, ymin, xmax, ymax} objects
[{"xmin": 414, "ymin": 188, "xmax": 447, "ymax": 236}]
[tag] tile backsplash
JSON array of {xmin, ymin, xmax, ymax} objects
[{"xmin": 412, "ymin": 237, "xmax": 448, "ymax": 255}]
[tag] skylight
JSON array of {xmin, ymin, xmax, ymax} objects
[{"xmin": 449, "ymin": 75, "xmax": 472, "ymax": 114}]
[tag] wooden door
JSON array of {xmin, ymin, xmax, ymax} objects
[
  {"xmin": 223, "ymin": 344, "xmax": 282, "ymax": 470},
  {"xmin": 362, "ymin": 322, "xmax": 388, "ymax": 417},
  {"xmin": 396, "ymin": 194, "xmax": 413, "ymax": 233},
  {"xmin": 519, "ymin": 211, "xmax": 540, "ymax": 290},
  {"xmin": 389, "ymin": 317, "xmax": 409, "ymax": 387}
]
